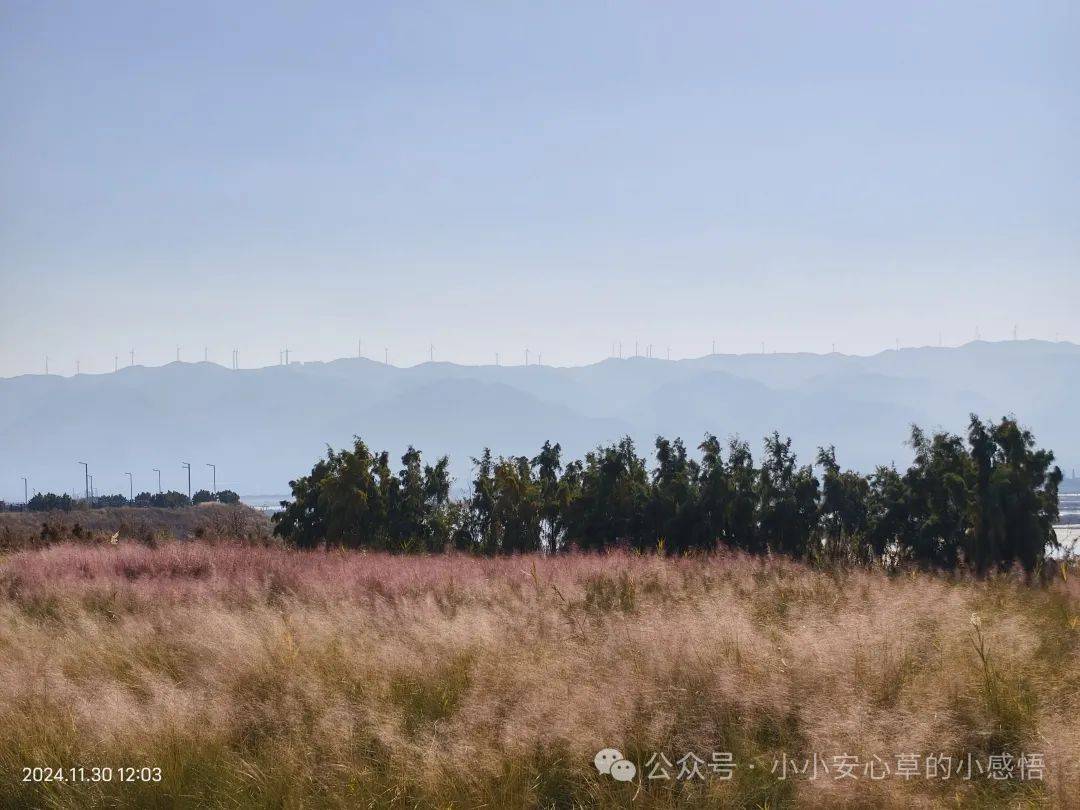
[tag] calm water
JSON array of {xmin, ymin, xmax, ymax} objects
[
  {"xmin": 1060, "ymin": 492, "xmax": 1080, "ymax": 521},
  {"xmin": 240, "ymin": 494, "xmax": 288, "ymax": 515}
]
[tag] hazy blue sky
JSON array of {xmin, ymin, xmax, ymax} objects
[{"xmin": 2, "ymin": 1, "xmax": 1077, "ymax": 376}]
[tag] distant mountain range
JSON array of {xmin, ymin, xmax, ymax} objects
[{"xmin": 2, "ymin": 341, "xmax": 1077, "ymax": 500}]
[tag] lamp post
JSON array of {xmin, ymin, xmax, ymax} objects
[
  {"xmin": 153, "ymin": 468, "xmax": 161, "ymax": 494},
  {"xmin": 181, "ymin": 462, "xmax": 191, "ymax": 500},
  {"xmin": 125, "ymin": 472, "xmax": 133, "ymax": 501},
  {"xmin": 206, "ymin": 463, "xmax": 216, "ymax": 494},
  {"xmin": 77, "ymin": 461, "xmax": 88, "ymax": 503}
]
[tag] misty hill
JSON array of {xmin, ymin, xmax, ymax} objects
[{"xmin": 1, "ymin": 341, "xmax": 1077, "ymax": 500}]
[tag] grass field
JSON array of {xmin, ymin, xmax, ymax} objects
[
  {"xmin": 1, "ymin": 540, "xmax": 1078, "ymax": 808},
  {"xmin": 0, "ymin": 504, "xmax": 271, "ymax": 551}
]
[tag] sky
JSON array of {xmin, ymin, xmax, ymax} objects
[{"xmin": 1, "ymin": 1, "xmax": 1078, "ymax": 377}]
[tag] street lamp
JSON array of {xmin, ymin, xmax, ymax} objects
[
  {"xmin": 153, "ymin": 468, "xmax": 161, "ymax": 494},
  {"xmin": 77, "ymin": 461, "xmax": 88, "ymax": 502},
  {"xmin": 125, "ymin": 472, "xmax": 133, "ymax": 501},
  {"xmin": 181, "ymin": 462, "xmax": 191, "ymax": 500},
  {"xmin": 206, "ymin": 463, "xmax": 216, "ymax": 494}
]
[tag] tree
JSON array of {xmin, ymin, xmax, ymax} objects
[
  {"xmin": 865, "ymin": 465, "xmax": 908, "ymax": 562},
  {"xmin": 966, "ymin": 415, "xmax": 1062, "ymax": 573},
  {"xmin": 216, "ymin": 489, "xmax": 240, "ymax": 504},
  {"xmin": 816, "ymin": 446, "xmax": 870, "ymax": 563},
  {"xmin": 531, "ymin": 441, "xmax": 564, "ymax": 552},
  {"xmin": 192, "ymin": 489, "xmax": 215, "ymax": 505},
  {"xmin": 269, "ymin": 423, "xmax": 1060, "ymax": 570},
  {"xmin": 757, "ymin": 433, "xmax": 819, "ymax": 559},
  {"xmin": 901, "ymin": 426, "xmax": 973, "ymax": 569},
  {"xmin": 649, "ymin": 437, "xmax": 700, "ymax": 551},
  {"xmin": 564, "ymin": 437, "xmax": 650, "ymax": 551},
  {"xmin": 27, "ymin": 492, "xmax": 74, "ymax": 512}
]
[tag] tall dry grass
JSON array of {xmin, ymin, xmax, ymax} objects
[{"xmin": 0, "ymin": 541, "xmax": 1077, "ymax": 808}]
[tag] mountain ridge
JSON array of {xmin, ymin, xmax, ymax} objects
[{"xmin": 2, "ymin": 341, "xmax": 1076, "ymax": 499}]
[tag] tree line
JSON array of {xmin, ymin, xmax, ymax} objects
[
  {"xmin": 273, "ymin": 415, "xmax": 1063, "ymax": 572},
  {"xmin": 3, "ymin": 489, "xmax": 240, "ymax": 512}
]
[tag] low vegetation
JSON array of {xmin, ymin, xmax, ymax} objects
[
  {"xmin": 0, "ymin": 504, "xmax": 270, "ymax": 552},
  {"xmin": 0, "ymin": 541, "xmax": 1077, "ymax": 807}
]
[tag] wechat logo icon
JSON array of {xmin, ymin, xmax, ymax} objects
[{"xmin": 595, "ymin": 748, "xmax": 636, "ymax": 782}]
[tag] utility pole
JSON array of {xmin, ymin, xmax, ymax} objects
[
  {"xmin": 284, "ymin": 347, "xmax": 290, "ymax": 365},
  {"xmin": 384, "ymin": 347, "xmax": 389, "ymax": 365},
  {"xmin": 125, "ymin": 472, "xmax": 133, "ymax": 501},
  {"xmin": 206, "ymin": 463, "xmax": 216, "ymax": 494},
  {"xmin": 712, "ymin": 340, "xmax": 716, "ymax": 355},
  {"xmin": 525, "ymin": 348, "xmax": 530, "ymax": 366},
  {"xmin": 181, "ymin": 462, "xmax": 191, "ymax": 500},
  {"xmin": 153, "ymin": 468, "xmax": 161, "ymax": 494},
  {"xmin": 45, "ymin": 356, "xmax": 49, "ymax": 375},
  {"xmin": 21, "ymin": 476, "xmax": 28, "ymax": 506},
  {"xmin": 429, "ymin": 344, "xmax": 434, "ymax": 363},
  {"xmin": 618, "ymin": 341, "xmax": 622, "ymax": 359},
  {"xmin": 537, "ymin": 353, "xmax": 542, "ymax": 367},
  {"xmin": 76, "ymin": 360, "xmax": 80, "ymax": 375},
  {"xmin": 176, "ymin": 346, "xmax": 180, "ymax": 362},
  {"xmin": 358, "ymin": 338, "xmax": 362, "ymax": 358},
  {"xmin": 495, "ymin": 352, "xmax": 499, "ymax": 366},
  {"xmin": 77, "ymin": 461, "xmax": 88, "ymax": 503},
  {"xmin": 1013, "ymin": 324, "xmax": 1018, "ymax": 341},
  {"xmin": 130, "ymin": 349, "xmax": 134, "ymax": 366},
  {"xmin": 114, "ymin": 355, "xmax": 118, "ymax": 372},
  {"xmin": 89, "ymin": 475, "xmax": 93, "ymax": 500},
  {"xmin": 204, "ymin": 347, "xmax": 208, "ymax": 362}
]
